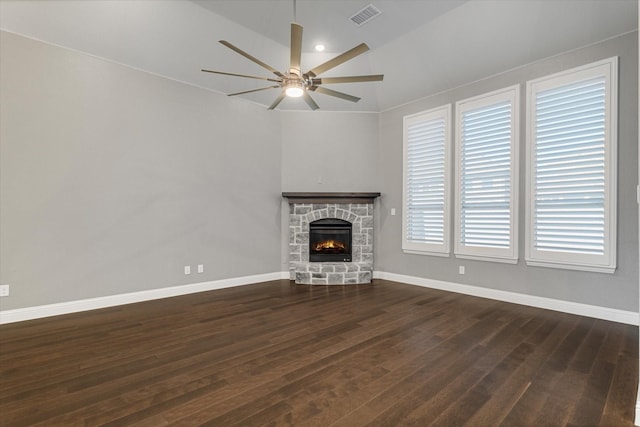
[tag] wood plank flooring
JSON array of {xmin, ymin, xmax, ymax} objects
[{"xmin": 0, "ymin": 279, "xmax": 637, "ymax": 426}]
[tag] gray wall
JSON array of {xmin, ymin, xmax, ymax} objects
[
  {"xmin": 376, "ymin": 32, "xmax": 639, "ymax": 312},
  {"xmin": 280, "ymin": 112, "xmax": 380, "ymax": 192},
  {"xmin": 0, "ymin": 31, "xmax": 283, "ymax": 310}
]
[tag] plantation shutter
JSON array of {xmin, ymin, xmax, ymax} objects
[
  {"xmin": 406, "ymin": 118, "xmax": 446, "ymax": 243},
  {"xmin": 532, "ymin": 77, "xmax": 606, "ymax": 255},
  {"xmin": 459, "ymin": 101, "xmax": 513, "ymax": 249},
  {"xmin": 403, "ymin": 106, "xmax": 450, "ymax": 254}
]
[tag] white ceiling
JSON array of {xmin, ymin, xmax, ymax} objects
[
  {"xmin": 193, "ymin": 0, "xmax": 467, "ymax": 52},
  {"xmin": 0, "ymin": 0, "xmax": 637, "ymax": 112}
]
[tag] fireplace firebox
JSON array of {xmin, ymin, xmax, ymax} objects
[{"xmin": 309, "ymin": 218, "xmax": 352, "ymax": 262}]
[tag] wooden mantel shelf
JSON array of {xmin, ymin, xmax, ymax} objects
[{"xmin": 282, "ymin": 192, "xmax": 381, "ymax": 204}]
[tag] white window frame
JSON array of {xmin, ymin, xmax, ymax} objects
[
  {"xmin": 402, "ymin": 104, "xmax": 451, "ymax": 256},
  {"xmin": 454, "ymin": 85, "xmax": 520, "ymax": 263},
  {"xmin": 525, "ymin": 57, "xmax": 617, "ymax": 273}
]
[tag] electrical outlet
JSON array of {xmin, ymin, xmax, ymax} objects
[
  {"xmin": 459, "ymin": 266, "xmax": 465, "ymax": 275},
  {"xmin": 184, "ymin": 266, "xmax": 191, "ymax": 275},
  {"xmin": 391, "ymin": 208, "xmax": 396, "ymax": 216},
  {"xmin": 197, "ymin": 264, "xmax": 204, "ymax": 273},
  {"xmin": 0, "ymin": 284, "xmax": 9, "ymax": 297}
]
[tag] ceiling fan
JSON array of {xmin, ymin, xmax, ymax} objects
[{"xmin": 201, "ymin": 2, "xmax": 383, "ymax": 110}]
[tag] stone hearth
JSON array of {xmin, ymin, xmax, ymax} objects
[{"xmin": 283, "ymin": 193, "xmax": 380, "ymax": 285}]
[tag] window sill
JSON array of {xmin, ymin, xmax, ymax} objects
[
  {"xmin": 454, "ymin": 253, "xmax": 518, "ymax": 264},
  {"xmin": 525, "ymin": 259, "xmax": 616, "ymax": 274},
  {"xmin": 403, "ymin": 249, "xmax": 450, "ymax": 257}
]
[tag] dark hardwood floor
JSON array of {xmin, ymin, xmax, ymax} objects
[{"xmin": 1, "ymin": 279, "xmax": 637, "ymax": 426}]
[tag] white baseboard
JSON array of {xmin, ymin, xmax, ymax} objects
[
  {"xmin": 2, "ymin": 270, "xmax": 637, "ymax": 326},
  {"xmin": 373, "ymin": 271, "xmax": 639, "ymax": 326},
  {"xmin": 0, "ymin": 271, "xmax": 290, "ymax": 324}
]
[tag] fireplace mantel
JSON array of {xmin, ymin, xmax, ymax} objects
[{"xmin": 282, "ymin": 192, "xmax": 381, "ymax": 204}]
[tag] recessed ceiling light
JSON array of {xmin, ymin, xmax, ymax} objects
[{"xmin": 314, "ymin": 44, "xmax": 326, "ymax": 52}]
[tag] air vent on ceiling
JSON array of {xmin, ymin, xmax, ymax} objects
[{"xmin": 349, "ymin": 4, "xmax": 382, "ymax": 26}]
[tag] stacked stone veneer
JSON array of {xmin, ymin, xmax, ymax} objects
[{"xmin": 289, "ymin": 203, "xmax": 373, "ymax": 285}]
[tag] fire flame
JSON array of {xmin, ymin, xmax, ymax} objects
[{"xmin": 314, "ymin": 240, "xmax": 346, "ymax": 251}]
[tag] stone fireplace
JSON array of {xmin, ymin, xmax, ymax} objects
[{"xmin": 283, "ymin": 192, "xmax": 380, "ymax": 285}]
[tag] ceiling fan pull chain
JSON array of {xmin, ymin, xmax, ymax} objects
[{"xmin": 293, "ymin": 0, "xmax": 297, "ymax": 22}]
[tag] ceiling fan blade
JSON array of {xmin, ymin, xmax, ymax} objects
[
  {"xmin": 290, "ymin": 23, "xmax": 303, "ymax": 76},
  {"xmin": 201, "ymin": 69, "xmax": 282, "ymax": 83},
  {"xmin": 310, "ymin": 86, "xmax": 361, "ymax": 103},
  {"xmin": 228, "ymin": 85, "xmax": 281, "ymax": 96},
  {"xmin": 305, "ymin": 43, "xmax": 370, "ymax": 78},
  {"xmin": 311, "ymin": 75, "xmax": 384, "ymax": 85},
  {"xmin": 219, "ymin": 40, "xmax": 285, "ymax": 78},
  {"xmin": 302, "ymin": 91, "xmax": 319, "ymax": 110},
  {"xmin": 268, "ymin": 91, "xmax": 287, "ymax": 110}
]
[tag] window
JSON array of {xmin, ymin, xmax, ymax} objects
[
  {"xmin": 403, "ymin": 105, "xmax": 451, "ymax": 255},
  {"xmin": 525, "ymin": 58, "xmax": 617, "ymax": 273},
  {"xmin": 455, "ymin": 86, "xmax": 519, "ymax": 263}
]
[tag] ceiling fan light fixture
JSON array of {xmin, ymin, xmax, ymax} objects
[
  {"xmin": 285, "ymin": 80, "xmax": 305, "ymax": 97},
  {"xmin": 286, "ymin": 87, "xmax": 304, "ymax": 97}
]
